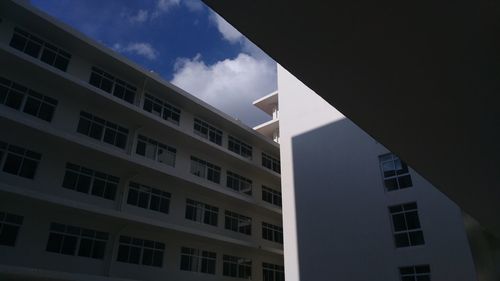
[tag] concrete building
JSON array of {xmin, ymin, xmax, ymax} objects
[
  {"xmin": 0, "ymin": 1, "xmax": 284, "ymax": 280},
  {"xmin": 276, "ymin": 65, "xmax": 477, "ymax": 281}
]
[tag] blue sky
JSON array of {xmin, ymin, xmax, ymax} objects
[{"xmin": 30, "ymin": 0, "xmax": 276, "ymax": 127}]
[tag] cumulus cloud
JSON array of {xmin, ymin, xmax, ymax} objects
[
  {"xmin": 113, "ymin": 42, "xmax": 159, "ymax": 60},
  {"xmin": 183, "ymin": 0, "xmax": 204, "ymax": 12},
  {"xmin": 171, "ymin": 53, "xmax": 276, "ymax": 126},
  {"xmin": 209, "ymin": 12, "xmax": 244, "ymax": 44}
]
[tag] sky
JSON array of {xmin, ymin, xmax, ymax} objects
[{"xmin": 30, "ymin": 0, "xmax": 276, "ymax": 127}]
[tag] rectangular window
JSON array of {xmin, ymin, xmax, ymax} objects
[
  {"xmin": 0, "ymin": 211, "xmax": 23, "ymax": 247},
  {"xmin": 225, "ymin": 210, "xmax": 251, "ymax": 235},
  {"xmin": 185, "ymin": 199, "xmax": 218, "ymax": 227},
  {"xmin": 143, "ymin": 94, "xmax": 181, "ymax": 125},
  {"xmin": 223, "ymin": 255, "xmax": 252, "ymax": 279},
  {"xmin": 193, "ymin": 118, "xmax": 222, "ymax": 146},
  {"xmin": 262, "ymin": 222, "xmax": 283, "ymax": 244},
  {"xmin": 226, "ymin": 171, "xmax": 252, "ymax": 195},
  {"xmin": 135, "ymin": 135, "xmax": 176, "ymax": 167},
  {"xmin": 262, "ymin": 153, "xmax": 280, "ymax": 174},
  {"xmin": 263, "ymin": 262, "xmax": 285, "ymax": 281},
  {"xmin": 389, "ymin": 202, "xmax": 425, "ymax": 248},
  {"xmin": 190, "ymin": 156, "xmax": 221, "ymax": 184},
  {"xmin": 399, "ymin": 265, "xmax": 431, "ymax": 281},
  {"xmin": 379, "ymin": 153, "xmax": 413, "ymax": 191},
  {"xmin": 0, "ymin": 141, "xmax": 41, "ymax": 179},
  {"xmin": 262, "ymin": 186, "xmax": 282, "ymax": 207},
  {"xmin": 46, "ymin": 222, "xmax": 108, "ymax": 259},
  {"xmin": 117, "ymin": 235, "xmax": 165, "ymax": 267},
  {"xmin": 9, "ymin": 27, "xmax": 72, "ymax": 71},
  {"xmin": 228, "ymin": 135, "xmax": 252, "ymax": 159},
  {"xmin": 77, "ymin": 111, "xmax": 129, "ymax": 149},
  {"xmin": 0, "ymin": 76, "xmax": 58, "ymax": 122},
  {"xmin": 62, "ymin": 163, "xmax": 119, "ymax": 200},
  {"xmin": 180, "ymin": 247, "xmax": 216, "ymax": 274},
  {"xmin": 89, "ymin": 67, "xmax": 136, "ymax": 104},
  {"xmin": 127, "ymin": 181, "xmax": 171, "ymax": 214}
]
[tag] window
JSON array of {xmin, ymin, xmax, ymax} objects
[
  {"xmin": 223, "ymin": 255, "xmax": 252, "ymax": 279},
  {"xmin": 62, "ymin": 163, "xmax": 119, "ymax": 200},
  {"xmin": 0, "ymin": 211, "xmax": 23, "ymax": 247},
  {"xmin": 0, "ymin": 141, "xmax": 41, "ymax": 179},
  {"xmin": 226, "ymin": 171, "xmax": 252, "ymax": 195},
  {"xmin": 225, "ymin": 210, "xmax": 251, "ymax": 235},
  {"xmin": 193, "ymin": 118, "xmax": 222, "ymax": 146},
  {"xmin": 262, "ymin": 153, "xmax": 280, "ymax": 174},
  {"xmin": 262, "ymin": 186, "xmax": 282, "ymax": 207},
  {"xmin": 263, "ymin": 262, "xmax": 285, "ymax": 281},
  {"xmin": 180, "ymin": 247, "xmax": 216, "ymax": 274},
  {"xmin": 117, "ymin": 235, "xmax": 165, "ymax": 267},
  {"xmin": 190, "ymin": 156, "xmax": 221, "ymax": 184},
  {"xmin": 0, "ymin": 76, "xmax": 58, "ymax": 122},
  {"xmin": 89, "ymin": 67, "xmax": 136, "ymax": 104},
  {"xmin": 143, "ymin": 94, "xmax": 181, "ymax": 125},
  {"xmin": 389, "ymin": 202, "xmax": 425, "ymax": 248},
  {"xmin": 127, "ymin": 181, "xmax": 171, "ymax": 214},
  {"xmin": 135, "ymin": 135, "xmax": 176, "ymax": 167},
  {"xmin": 228, "ymin": 136, "xmax": 252, "ymax": 159},
  {"xmin": 185, "ymin": 199, "xmax": 218, "ymax": 226},
  {"xmin": 46, "ymin": 223, "xmax": 108, "ymax": 259},
  {"xmin": 9, "ymin": 27, "xmax": 72, "ymax": 71},
  {"xmin": 399, "ymin": 265, "xmax": 431, "ymax": 281},
  {"xmin": 379, "ymin": 153, "xmax": 413, "ymax": 191},
  {"xmin": 262, "ymin": 222, "xmax": 283, "ymax": 244},
  {"xmin": 77, "ymin": 111, "xmax": 129, "ymax": 149}
]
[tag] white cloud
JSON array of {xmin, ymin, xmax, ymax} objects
[
  {"xmin": 128, "ymin": 9, "xmax": 149, "ymax": 23},
  {"xmin": 152, "ymin": 0, "xmax": 181, "ymax": 18},
  {"xmin": 171, "ymin": 53, "xmax": 276, "ymax": 126},
  {"xmin": 184, "ymin": 0, "xmax": 204, "ymax": 12},
  {"xmin": 209, "ymin": 12, "xmax": 244, "ymax": 44},
  {"xmin": 113, "ymin": 42, "xmax": 159, "ymax": 60}
]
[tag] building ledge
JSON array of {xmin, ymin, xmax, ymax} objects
[{"xmin": 253, "ymin": 91, "xmax": 278, "ymax": 116}]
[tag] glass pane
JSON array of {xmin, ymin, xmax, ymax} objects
[
  {"xmin": 19, "ymin": 158, "xmax": 38, "ymax": 179},
  {"xmin": 3, "ymin": 154, "xmax": 23, "ymax": 175}
]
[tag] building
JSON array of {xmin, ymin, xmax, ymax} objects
[
  {"xmin": 0, "ymin": 1, "xmax": 284, "ymax": 280},
  {"xmin": 276, "ymin": 65, "xmax": 477, "ymax": 281},
  {"xmin": 253, "ymin": 91, "xmax": 279, "ymax": 143}
]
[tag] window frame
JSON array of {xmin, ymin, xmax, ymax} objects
[
  {"xmin": 262, "ymin": 222, "xmax": 283, "ymax": 244},
  {"xmin": 185, "ymin": 199, "xmax": 219, "ymax": 227},
  {"xmin": 223, "ymin": 254, "xmax": 252, "ymax": 279},
  {"xmin": 89, "ymin": 67, "xmax": 137, "ymax": 104},
  {"xmin": 0, "ymin": 211, "xmax": 24, "ymax": 247},
  {"xmin": 262, "ymin": 186, "xmax": 282, "ymax": 207},
  {"xmin": 399, "ymin": 264, "xmax": 431, "ymax": 281},
  {"xmin": 190, "ymin": 156, "xmax": 221, "ymax": 184},
  {"xmin": 0, "ymin": 141, "xmax": 41, "ymax": 180},
  {"xmin": 224, "ymin": 210, "xmax": 252, "ymax": 235},
  {"xmin": 62, "ymin": 162, "xmax": 119, "ymax": 200},
  {"xmin": 143, "ymin": 93, "xmax": 181, "ymax": 125},
  {"xmin": 193, "ymin": 118, "xmax": 223, "ymax": 146},
  {"xmin": 226, "ymin": 171, "xmax": 253, "ymax": 195},
  {"xmin": 262, "ymin": 153, "xmax": 280, "ymax": 174},
  {"xmin": 228, "ymin": 135, "xmax": 253, "ymax": 159},
  {"xmin": 116, "ymin": 235, "xmax": 165, "ymax": 267},
  {"xmin": 389, "ymin": 202, "xmax": 425, "ymax": 248},
  {"xmin": 379, "ymin": 153, "xmax": 413, "ymax": 191},
  {"xmin": 127, "ymin": 181, "xmax": 171, "ymax": 214},
  {"xmin": 180, "ymin": 246, "xmax": 217, "ymax": 274},
  {"xmin": 135, "ymin": 134, "xmax": 176, "ymax": 167},
  {"xmin": 77, "ymin": 111, "xmax": 129, "ymax": 150}
]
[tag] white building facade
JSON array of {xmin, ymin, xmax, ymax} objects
[
  {"xmin": 0, "ymin": 1, "xmax": 284, "ymax": 280},
  {"xmin": 276, "ymin": 64, "xmax": 477, "ymax": 281}
]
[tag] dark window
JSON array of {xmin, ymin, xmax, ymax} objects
[
  {"xmin": 185, "ymin": 199, "xmax": 218, "ymax": 227},
  {"xmin": 379, "ymin": 153, "xmax": 413, "ymax": 191},
  {"xmin": 262, "ymin": 222, "xmax": 283, "ymax": 244},
  {"xmin": 10, "ymin": 27, "xmax": 71, "ymax": 71},
  {"xmin": 228, "ymin": 136, "xmax": 253, "ymax": 159},
  {"xmin": 262, "ymin": 186, "xmax": 282, "ymax": 207},
  {"xmin": 193, "ymin": 118, "xmax": 222, "ymax": 146},
  {"xmin": 89, "ymin": 67, "xmax": 136, "ymax": 104},
  {"xmin": 263, "ymin": 262, "xmax": 285, "ymax": 281},
  {"xmin": 262, "ymin": 153, "xmax": 280, "ymax": 174},
  {"xmin": 225, "ymin": 210, "xmax": 252, "ymax": 235},
  {"xmin": 46, "ymin": 223, "xmax": 108, "ymax": 259},
  {"xmin": 143, "ymin": 94, "xmax": 181, "ymax": 125},
  {"xmin": 77, "ymin": 111, "xmax": 129, "ymax": 149},
  {"xmin": 62, "ymin": 163, "xmax": 119, "ymax": 200},
  {"xmin": 399, "ymin": 265, "xmax": 431, "ymax": 281},
  {"xmin": 389, "ymin": 203, "xmax": 425, "ymax": 248},
  {"xmin": 0, "ymin": 211, "xmax": 23, "ymax": 247},
  {"xmin": 127, "ymin": 181, "xmax": 171, "ymax": 214},
  {"xmin": 226, "ymin": 171, "xmax": 252, "ymax": 195},
  {"xmin": 190, "ymin": 156, "xmax": 221, "ymax": 184},
  {"xmin": 135, "ymin": 135, "xmax": 176, "ymax": 167},
  {"xmin": 0, "ymin": 76, "xmax": 58, "ymax": 122},
  {"xmin": 117, "ymin": 235, "xmax": 164, "ymax": 267},
  {"xmin": 1, "ymin": 142, "xmax": 41, "ymax": 179},
  {"xmin": 223, "ymin": 255, "xmax": 252, "ymax": 279},
  {"xmin": 180, "ymin": 247, "xmax": 216, "ymax": 274}
]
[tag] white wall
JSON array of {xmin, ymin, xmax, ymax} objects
[{"xmin": 277, "ymin": 64, "xmax": 477, "ymax": 281}]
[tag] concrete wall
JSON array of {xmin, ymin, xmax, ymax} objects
[{"xmin": 277, "ymin": 65, "xmax": 477, "ymax": 281}]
